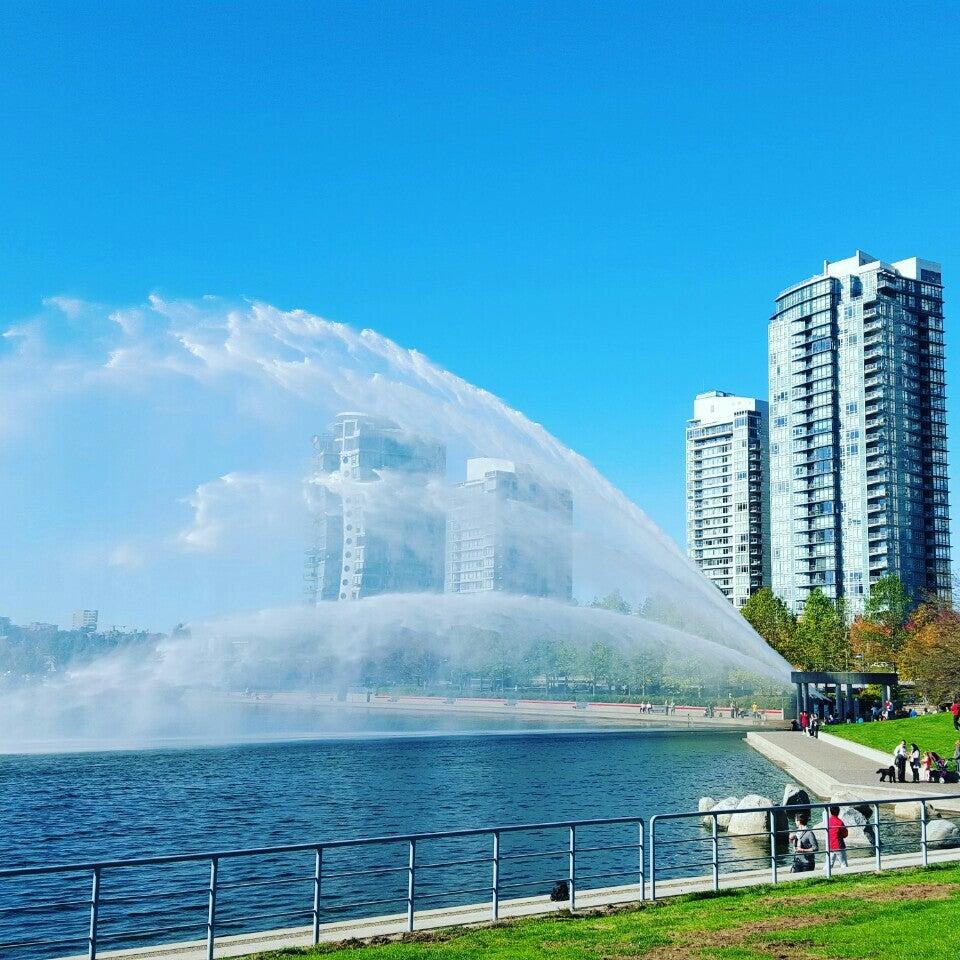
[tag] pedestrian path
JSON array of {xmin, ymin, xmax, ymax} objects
[
  {"xmin": 60, "ymin": 845, "xmax": 960, "ymax": 960},
  {"xmin": 748, "ymin": 731, "xmax": 960, "ymax": 811}
]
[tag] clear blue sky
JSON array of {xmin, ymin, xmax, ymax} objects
[{"xmin": 2, "ymin": 1, "xmax": 959, "ymax": 627}]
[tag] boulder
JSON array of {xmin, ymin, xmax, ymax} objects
[
  {"xmin": 727, "ymin": 794, "xmax": 775, "ymax": 838},
  {"xmin": 894, "ymin": 801, "xmax": 939, "ymax": 821},
  {"xmin": 699, "ymin": 797, "xmax": 717, "ymax": 829},
  {"xmin": 710, "ymin": 796, "xmax": 740, "ymax": 831},
  {"xmin": 926, "ymin": 819, "xmax": 960, "ymax": 849},
  {"xmin": 782, "ymin": 783, "xmax": 811, "ymax": 810},
  {"xmin": 828, "ymin": 795, "xmax": 876, "ymax": 848}
]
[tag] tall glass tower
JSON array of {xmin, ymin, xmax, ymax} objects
[
  {"xmin": 686, "ymin": 392, "xmax": 770, "ymax": 607},
  {"xmin": 305, "ymin": 413, "xmax": 446, "ymax": 602},
  {"xmin": 768, "ymin": 252, "xmax": 950, "ymax": 614}
]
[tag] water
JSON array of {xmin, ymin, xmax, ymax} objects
[{"xmin": 0, "ymin": 719, "xmax": 787, "ymax": 957}]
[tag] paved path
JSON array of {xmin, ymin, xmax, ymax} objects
[
  {"xmin": 748, "ymin": 731, "xmax": 960, "ymax": 811},
  {"xmin": 63, "ymin": 846, "xmax": 960, "ymax": 960}
]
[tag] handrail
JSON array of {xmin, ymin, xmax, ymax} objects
[{"xmin": 0, "ymin": 813, "xmax": 649, "ymax": 879}]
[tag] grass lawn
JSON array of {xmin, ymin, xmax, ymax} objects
[
  {"xmin": 252, "ymin": 863, "xmax": 960, "ymax": 960},
  {"xmin": 827, "ymin": 712, "xmax": 960, "ymax": 762}
]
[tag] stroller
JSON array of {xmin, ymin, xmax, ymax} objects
[{"xmin": 930, "ymin": 752, "xmax": 959, "ymax": 784}]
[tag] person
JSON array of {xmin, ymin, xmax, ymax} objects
[
  {"xmin": 800, "ymin": 711, "xmax": 808, "ymax": 733},
  {"xmin": 951, "ymin": 699, "xmax": 960, "ymax": 731},
  {"xmin": 921, "ymin": 751, "xmax": 932, "ymax": 783},
  {"xmin": 910, "ymin": 743, "xmax": 921, "ymax": 782},
  {"xmin": 825, "ymin": 805, "xmax": 848, "ymax": 873},
  {"xmin": 789, "ymin": 812, "xmax": 818, "ymax": 872},
  {"xmin": 894, "ymin": 740, "xmax": 908, "ymax": 783},
  {"xmin": 954, "ymin": 740, "xmax": 960, "ymax": 774}
]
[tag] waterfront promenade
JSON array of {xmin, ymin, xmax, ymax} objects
[
  {"xmin": 748, "ymin": 730, "xmax": 960, "ymax": 812},
  {"xmin": 60, "ymin": 845, "xmax": 960, "ymax": 960},
  {"xmin": 232, "ymin": 691, "xmax": 787, "ymax": 730}
]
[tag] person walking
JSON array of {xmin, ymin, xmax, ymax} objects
[
  {"xmin": 951, "ymin": 699, "xmax": 960, "ymax": 731},
  {"xmin": 894, "ymin": 740, "xmax": 908, "ymax": 783},
  {"xmin": 910, "ymin": 743, "xmax": 921, "ymax": 782},
  {"xmin": 800, "ymin": 711, "xmax": 808, "ymax": 733},
  {"xmin": 921, "ymin": 752, "xmax": 932, "ymax": 783},
  {"xmin": 789, "ymin": 812, "xmax": 818, "ymax": 872},
  {"xmin": 954, "ymin": 740, "xmax": 960, "ymax": 774},
  {"xmin": 824, "ymin": 805, "xmax": 848, "ymax": 873}
]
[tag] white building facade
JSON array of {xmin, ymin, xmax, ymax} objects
[
  {"xmin": 768, "ymin": 252, "xmax": 950, "ymax": 614},
  {"xmin": 686, "ymin": 391, "xmax": 770, "ymax": 607}
]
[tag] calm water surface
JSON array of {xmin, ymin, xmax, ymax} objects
[{"xmin": 0, "ymin": 710, "xmax": 787, "ymax": 956}]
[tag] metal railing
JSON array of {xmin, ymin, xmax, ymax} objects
[
  {"xmin": 0, "ymin": 814, "xmax": 646, "ymax": 960},
  {"xmin": 3, "ymin": 792, "xmax": 960, "ymax": 960},
  {"xmin": 648, "ymin": 793, "xmax": 960, "ymax": 899}
]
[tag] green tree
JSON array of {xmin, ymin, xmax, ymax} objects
[
  {"xmin": 590, "ymin": 590, "xmax": 632, "ymax": 615},
  {"xmin": 855, "ymin": 574, "xmax": 912, "ymax": 670},
  {"xmin": 741, "ymin": 588, "xmax": 797, "ymax": 663},
  {"xmin": 794, "ymin": 589, "xmax": 850, "ymax": 671}
]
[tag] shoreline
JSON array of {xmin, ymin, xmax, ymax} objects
[{"xmin": 232, "ymin": 690, "xmax": 789, "ymax": 731}]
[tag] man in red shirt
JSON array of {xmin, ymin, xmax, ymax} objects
[
  {"xmin": 951, "ymin": 700, "xmax": 959, "ymax": 731},
  {"xmin": 825, "ymin": 805, "xmax": 848, "ymax": 873}
]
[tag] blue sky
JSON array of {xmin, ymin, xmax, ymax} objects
[{"xmin": 2, "ymin": 2, "xmax": 959, "ymax": 629}]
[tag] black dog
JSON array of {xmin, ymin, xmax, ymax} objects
[{"xmin": 877, "ymin": 765, "xmax": 896, "ymax": 782}]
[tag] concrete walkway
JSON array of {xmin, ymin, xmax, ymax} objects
[
  {"xmin": 748, "ymin": 730, "xmax": 960, "ymax": 812},
  {"xmin": 63, "ymin": 845, "xmax": 960, "ymax": 960}
]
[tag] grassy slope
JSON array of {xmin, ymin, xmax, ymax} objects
[
  {"xmin": 827, "ymin": 712, "xmax": 960, "ymax": 761},
  {"xmin": 254, "ymin": 863, "xmax": 960, "ymax": 960}
]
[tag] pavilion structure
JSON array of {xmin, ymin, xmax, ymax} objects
[{"xmin": 791, "ymin": 670, "xmax": 898, "ymax": 721}]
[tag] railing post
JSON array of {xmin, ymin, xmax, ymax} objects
[
  {"xmin": 568, "ymin": 825, "xmax": 576, "ymax": 912},
  {"xmin": 491, "ymin": 831, "xmax": 500, "ymax": 921},
  {"xmin": 638, "ymin": 820, "xmax": 645, "ymax": 902},
  {"xmin": 206, "ymin": 857, "xmax": 218, "ymax": 960},
  {"xmin": 312, "ymin": 847, "xmax": 323, "ymax": 945},
  {"xmin": 873, "ymin": 803, "xmax": 882, "ymax": 872},
  {"xmin": 407, "ymin": 840, "xmax": 416, "ymax": 932},
  {"xmin": 824, "ymin": 808, "xmax": 832, "ymax": 879},
  {"xmin": 649, "ymin": 817, "xmax": 657, "ymax": 900},
  {"xmin": 920, "ymin": 802, "xmax": 929, "ymax": 868},
  {"xmin": 87, "ymin": 866, "xmax": 100, "ymax": 960},
  {"xmin": 768, "ymin": 810, "xmax": 777, "ymax": 885},
  {"xmin": 711, "ymin": 814, "xmax": 719, "ymax": 892}
]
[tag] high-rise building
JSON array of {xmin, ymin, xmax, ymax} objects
[
  {"xmin": 305, "ymin": 413, "xmax": 447, "ymax": 602},
  {"xmin": 72, "ymin": 609, "xmax": 99, "ymax": 632},
  {"xmin": 445, "ymin": 458, "xmax": 573, "ymax": 600},
  {"xmin": 686, "ymin": 392, "xmax": 770, "ymax": 607},
  {"xmin": 769, "ymin": 252, "xmax": 950, "ymax": 614}
]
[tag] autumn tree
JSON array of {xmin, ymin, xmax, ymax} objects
[
  {"xmin": 900, "ymin": 603, "xmax": 960, "ymax": 704},
  {"xmin": 850, "ymin": 575, "xmax": 912, "ymax": 670}
]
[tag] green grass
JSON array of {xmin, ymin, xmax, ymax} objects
[
  {"xmin": 827, "ymin": 712, "xmax": 960, "ymax": 761},
  {"xmin": 251, "ymin": 863, "xmax": 960, "ymax": 960}
]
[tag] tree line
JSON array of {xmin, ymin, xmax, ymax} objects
[{"xmin": 740, "ymin": 575, "xmax": 960, "ymax": 704}]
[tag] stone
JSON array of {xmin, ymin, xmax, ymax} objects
[
  {"xmin": 710, "ymin": 796, "xmax": 740, "ymax": 831},
  {"xmin": 727, "ymin": 794, "xmax": 775, "ymax": 838},
  {"xmin": 699, "ymin": 797, "xmax": 717, "ymax": 829},
  {"xmin": 926, "ymin": 819, "xmax": 960, "ymax": 848},
  {"xmin": 894, "ymin": 801, "xmax": 939, "ymax": 821},
  {"xmin": 782, "ymin": 783, "xmax": 811, "ymax": 810},
  {"xmin": 828, "ymin": 796, "xmax": 876, "ymax": 848}
]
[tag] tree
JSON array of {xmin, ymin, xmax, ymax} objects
[
  {"xmin": 590, "ymin": 590, "xmax": 632, "ymax": 615},
  {"xmin": 741, "ymin": 588, "xmax": 798, "ymax": 663},
  {"xmin": 794, "ymin": 589, "xmax": 850, "ymax": 671},
  {"xmin": 900, "ymin": 604, "xmax": 960, "ymax": 704},
  {"xmin": 852, "ymin": 575, "xmax": 912, "ymax": 669}
]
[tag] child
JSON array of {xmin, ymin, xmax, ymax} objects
[
  {"xmin": 789, "ymin": 812, "xmax": 818, "ymax": 873},
  {"xmin": 825, "ymin": 805, "xmax": 848, "ymax": 873}
]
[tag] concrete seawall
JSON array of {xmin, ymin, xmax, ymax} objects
[{"xmin": 233, "ymin": 691, "xmax": 788, "ymax": 731}]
